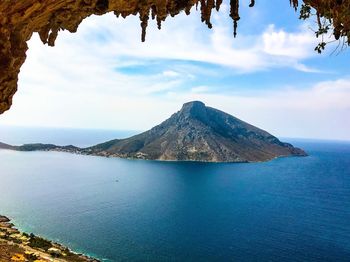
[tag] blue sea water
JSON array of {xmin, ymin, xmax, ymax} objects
[{"xmin": 0, "ymin": 127, "xmax": 349, "ymax": 261}]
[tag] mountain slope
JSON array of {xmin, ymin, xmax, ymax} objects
[
  {"xmin": 86, "ymin": 101, "xmax": 307, "ymax": 162},
  {"xmin": 0, "ymin": 142, "xmax": 15, "ymax": 150}
]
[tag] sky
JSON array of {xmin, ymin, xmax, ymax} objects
[{"xmin": 0, "ymin": 0, "xmax": 349, "ymax": 140}]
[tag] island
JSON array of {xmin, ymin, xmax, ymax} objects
[
  {"xmin": 0, "ymin": 101, "xmax": 307, "ymax": 162},
  {"xmin": 0, "ymin": 215, "xmax": 99, "ymax": 262}
]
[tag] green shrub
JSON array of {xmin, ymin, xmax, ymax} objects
[{"xmin": 28, "ymin": 234, "xmax": 52, "ymax": 251}]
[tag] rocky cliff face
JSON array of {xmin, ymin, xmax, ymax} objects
[
  {"xmin": 0, "ymin": 0, "xmax": 234, "ymax": 115},
  {"xmin": 1, "ymin": 1, "xmax": 347, "ymax": 115},
  {"xmin": 88, "ymin": 101, "xmax": 307, "ymax": 162}
]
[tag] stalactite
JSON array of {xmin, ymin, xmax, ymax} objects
[
  {"xmin": 140, "ymin": 12, "xmax": 149, "ymax": 42},
  {"xmin": 216, "ymin": 0, "xmax": 223, "ymax": 11},
  {"xmin": 290, "ymin": 0, "xmax": 299, "ymax": 10},
  {"xmin": 229, "ymin": 0, "xmax": 240, "ymax": 37},
  {"xmin": 1, "ymin": 0, "xmax": 349, "ymax": 114},
  {"xmin": 204, "ymin": 0, "xmax": 215, "ymax": 29}
]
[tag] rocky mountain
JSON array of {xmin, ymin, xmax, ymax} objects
[
  {"xmin": 84, "ymin": 101, "xmax": 307, "ymax": 162},
  {"xmin": 0, "ymin": 142, "xmax": 78, "ymax": 152},
  {"xmin": 0, "ymin": 101, "xmax": 307, "ymax": 162},
  {"xmin": 0, "ymin": 142, "xmax": 14, "ymax": 150}
]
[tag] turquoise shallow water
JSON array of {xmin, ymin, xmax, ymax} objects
[{"xmin": 0, "ymin": 129, "xmax": 349, "ymax": 261}]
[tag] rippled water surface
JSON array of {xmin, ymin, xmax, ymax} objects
[{"xmin": 0, "ymin": 130, "xmax": 349, "ymax": 261}]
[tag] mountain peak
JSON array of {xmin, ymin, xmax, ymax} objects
[
  {"xmin": 180, "ymin": 101, "xmax": 207, "ymax": 119},
  {"xmin": 3, "ymin": 102, "xmax": 307, "ymax": 163},
  {"xmin": 86, "ymin": 102, "xmax": 306, "ymax": 162},
  {"xmin": 182, "ymin": 101, "xmax": 206, "ymax": 108}
]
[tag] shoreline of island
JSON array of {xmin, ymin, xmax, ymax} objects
[
  {"xmin": 0, "ymin": 215, "xmax": 99, "ymax": 262},
  {"xmin": 0, "ymin": 101, "xmax": 308, "ymax": 163},
  {"xmin": 0, "ymin": 143, "xmax": 307, "ymax": 164}
]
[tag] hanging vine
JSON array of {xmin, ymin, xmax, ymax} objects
[{"xmin": 298, "ymin": 0, "xmax": 350, "ymax": 53}]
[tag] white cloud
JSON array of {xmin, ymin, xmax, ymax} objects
[
  {"xmin": 2, "ymin": 65, "xmax": 349, "ymax": 140},
  {"xmin": 168, "ymin": 78, "xmax": 350, "ymax": 140},
  {"xmin": 1, "ymin": 8, "xmax": 348, "ymax": 141},
  {"xmin": 69, "ymin": 9, "xmax": 319, "ymax": 73},
  {"xmin": 162, "ymin": 70, "xmax": 180, "ymax": 77},
  {"xmin": 262, "ymin": 24, "xmax": 315, "ymax": 59},
  {"xmin": 191, "ymin": 86, "xmax": 210, "ymax": 94}
]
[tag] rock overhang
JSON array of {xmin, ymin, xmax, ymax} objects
[{"xmin": 0, "ymin": 0, "xmax": 348, "ymax": 115}]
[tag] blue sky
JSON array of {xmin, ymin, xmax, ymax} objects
[{"xmin": 0, "ymin": 1, "xmax": 349, "ymax": 140}]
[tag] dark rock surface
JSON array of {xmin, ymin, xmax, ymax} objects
[
  {"xmin": 0, "ymin": 142, "xmax": 15, "ymax": 150},
  {"xmin": 86, "ymin": 101, "xmax": 307, "ymax": 162},
  {"xmin": 0, "ymin": 215, "xmax": 10, "ymax": 223},
  {"xmin": 0, "ymin": 101, "xmax": 307, "ymax": 163}
]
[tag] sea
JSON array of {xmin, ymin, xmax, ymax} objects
[{"xmin": 0, "ymin": 125, "xmax": 349, "ymax": 261}]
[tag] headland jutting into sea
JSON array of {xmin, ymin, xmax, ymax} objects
[{"xmin": 0, "ymin": 215, "xmax": 99, "ymax": 262}]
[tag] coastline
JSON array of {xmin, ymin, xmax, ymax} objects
[
  {"xmin": 0, "ymin": 215, "xmax": 99, "ymax": 262},
  {"xmin": 0, "ymin": 146, "xmax": 308, "ymax": 164}
]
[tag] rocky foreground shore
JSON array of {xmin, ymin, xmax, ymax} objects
[{"xmin": 0, "ymin": 215, "xmax": 99, "ymax": 262}]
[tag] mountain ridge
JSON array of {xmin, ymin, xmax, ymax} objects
[{"xmin": 0, "ymin": 101, "xmax": 307, "ymax": 163}]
